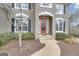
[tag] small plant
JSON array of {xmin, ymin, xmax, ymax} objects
[
  {"xmin": 56, "ymin": 33, "xmax": 70, "ymax": 40},
  {"xmin": 0, "ymin": 37, "xmax": 6, "ymax": 46},
  {"xmin": 22, "ymin": 32, "xmax": 35, "ymax": 40},
  {"xmin": 0, "ymin": 32, "xmax": 35, "ymax": 47},
  {"xmin": 63, "ymin": 38, "xmax": 73, "ymax": 44},
  {"xmin": 70, "ymin": 34, "xmax": 79, "ymax": 38},
  {"xmin": 0, "ymin": 32, "xmax": 17, "ymax": 47}
]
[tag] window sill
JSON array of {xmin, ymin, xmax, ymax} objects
[
  {"xmin": 40, "ymin": 6, "xmax": 52, "ymax": 8},
  {"xmin": 56, "ymin": 31, "xmax": 66, "ymax": 33},
  {"xmin": 56, "ymin": 13, "xmax": 64, "ymax": 15}
]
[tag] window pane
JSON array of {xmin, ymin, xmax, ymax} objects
[
  {"xmin": 21, "ymin": 3, "xmax": 28, "ymax": 8},
  {"xmin": 16, "ymin": 3, "xmax": 21, "ymax": 8},
  {"xmin": 23, "ymin": 18, "xmax": 28, "ymax": 31},
  {"xmin": 16, "ymin": 18, "xmax": 22, "ymax": 25},
  {"xmin": 23, "ymin": 25, "xmax": 28, "ymax": 31},
  {"xmin": 56, "ymin": 4, "xmax": 64, "ymax": 14},
  {"xmin": 40, "ymin": 3, "xmax": 52, "ymax": 8},
  {"xmin": 15, "ymin": 3, "xmax": 29, "ymax": 9},
  {"xmin": 59, "ymin": 22, "xmax": 62, "ymax": 31},
  {"xmin": 17, "ymin": 26, "xmax": 21, "ymax": 31}
]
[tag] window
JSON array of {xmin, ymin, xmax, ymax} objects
[
  {"xmin": 56, "ymin": 18, "xmax": 65, "ymax": 32},
  {"xmin": 40, "ymin": 3, "xmax": 52, "ymax": 8},
  {"xmin": 21, "ymin": 3, "xmax": 29, "ymax": 8},
  {"xmin": 15, "ymin": 13, "xmax": 31, "ymax": 33},
  {"xmin": 15, "ymin": 3, "xmax": 29, "ymax": 9},
  {"xmin": 70, "ymin": 17, "xmax": 79, "ymax": 27},
  {"xmin": 56, "ymin": 4, "xmax": 64, "ymax": 14},
  {"xmin": 15, "ymin": 3, "xmax": 21, "ymax": 9}
]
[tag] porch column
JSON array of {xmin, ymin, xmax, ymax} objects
[
  {"xmin": 65, "ymin": 17, "xmax": 69, "ymax": 34},
  {"xmin": 35, "ymin": 15, "xmax": 39, "ymax": 39},
  {"xmin": 52, "ymin": 17, "xmax": 56, "ymax": 40}
]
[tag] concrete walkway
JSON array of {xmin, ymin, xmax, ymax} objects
[{"xmin": 31, "ymin": 39, "xmax": 61, "ymax": 56}]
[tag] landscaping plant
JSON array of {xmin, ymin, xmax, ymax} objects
[
  {"xmin": 0, "ymin": 32, "xmax": 35, "ymax": 47},
  {"xmin": 56, "ymin": 33, "xmax": 73, "ymax": 44},
  {"xmin": 56, "ymin": 33, "xmax": 70, "ymax": 40}
]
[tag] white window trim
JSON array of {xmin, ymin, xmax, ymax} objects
[
  {"xmin": 56, "ymin": 31, "xmax": 65, "ymax": 33},
  {"xmin": 56, "ymin": 30, "xmax": 64, "ymax": 33},
  {"xmin": 56, "ymin": 12, "xmax": 64, "ymax": 14},
  {"xmin": 56, "ymin": 4, "xmax": 64, "ymax": 15},
  {"xmin": 56, "ymin": 18, "xmax": 64, "ymax": 32},
  {"xmin": 40, "ymin": 3, "xmax": 52, "ymax": 8},
  {"xmin": 15, "ymin": 3, "xmax": 29, "ymax": 10}
]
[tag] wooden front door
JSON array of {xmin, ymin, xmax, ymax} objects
[{"xmin": 40, "ymin": 17, "xmax": 46, "ymax": 34}]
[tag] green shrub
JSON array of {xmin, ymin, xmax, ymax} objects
[
  {"xmin": 21, "ymin": 32, "xmax": 35, "ymax": 40},
  {"xmin": 70, "ymin": 34, "xmax": 79, "ymax": 38},
  {"xmin": 56, "ymin": 33, "xmax": 70, "ymax": 40},
  {"xmin": 0, "ymin": 32, "xmax": 35, "ymax": 47},
  {"xmin": 2, "ymin": 32, "xmax": 18, "ymax": 41},
  {"xmin": 0, "ymin": 37, "xmax": 6, "ymax": 46},
  {"xmin": 0, "ymin": 32, "xmax": 18, "ymax": 47}
]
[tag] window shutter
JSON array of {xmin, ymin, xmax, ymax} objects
[
  {"xmin": 11, "ymin": 18, "xmax": 14, "ymax": 32},
  {"xmin": 28, "ymin": 19, "xmax": 31, "ymax": 32},
  {"xmin": 29, "ymin": 3, "xmax": 31, "ymax": 9},
  {"xmin": 64, "ymin": 5, "xmax": 65, "ymax": 14},
  {"xmin": 63, "ymin": 21, "xmax": 65, "ymax": 32},
  {"xmin": 12, "ymin": 3, "xmax": 14, "ymax": 8}
]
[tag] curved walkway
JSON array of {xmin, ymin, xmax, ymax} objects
[{"xmin": 31, "ymin": 39, "xmax": 61, "ymax": 56}]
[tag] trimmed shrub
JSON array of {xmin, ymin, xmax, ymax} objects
[
  {"xmin": 56, "ymin": 33, "xmax": 70, "ymax": 40},
  {"xmin": 0, "ymin": 32, "xmax": 18, "ymax": 47},
  {"xmin": 0, "ymin": 37, "xmax": 5, "ymax": 46},
  {"xmin": 21, "ymin": 32, "xmax": 35, "ymax": 40},
  {"xmin": 0, "ymin": 32, "xmax": 35, "ymax": 47}
]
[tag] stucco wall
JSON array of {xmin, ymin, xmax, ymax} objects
[{"xmin": 0, "ymin": 7, "xmax": 11, "ymax": 32}]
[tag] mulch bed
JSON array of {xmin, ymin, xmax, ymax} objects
[
  {"xmin": 57, "ymin": 41, "xmax": 79, "ymax": 56},
  {"xmin": 0, "ymin": 39, "xmax": 45, "ymax": 56}
]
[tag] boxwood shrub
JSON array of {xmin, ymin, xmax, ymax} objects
[
  {"xmin": 56, "ymin": 33, "xmax": 70, "ymax": 40},
  {"xmin": 0, "ymin": 32, "xmax": 35, "ymax": 47},
  {"xmin": 22, "ymin": 32, "xmax": 35, "ymax": 40},
  {"xmin": 0, "ymin": 32, "xmax": 17, "ymax": 46}
]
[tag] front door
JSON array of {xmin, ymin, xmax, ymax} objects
[{"xmin": 40, "ymin": 17, "xmax": 46, "ymax": 34}]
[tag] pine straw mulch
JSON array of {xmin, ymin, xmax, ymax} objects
[
  {"xmin": 57, "ymin": 41, "xmax": 79, "ymax": 56},
  {"xmin": 0, "ymin": 39, "xmax": 45, "ymax": 56}
]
